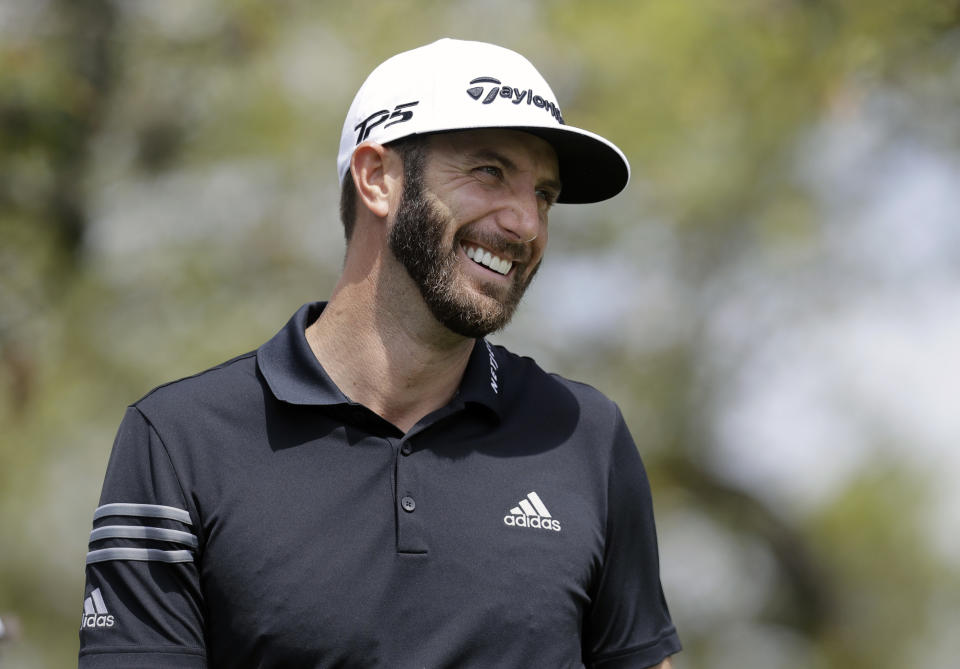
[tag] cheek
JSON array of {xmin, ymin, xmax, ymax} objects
[
  {"xmin": 522, "ymin": 239, "xmax": 547, "ymax": 278},
  {"xmin": 449, "ymin": 198, "xmax": 490, "ymax": 228},
  {"xmin": 433, "ymin": 180, "xmax": 498, "ymax": 215},
  {"xmin": 420, "ymin": 194, "xmax": 463, "ymax": 242},
  {"xmin": 533, "ymin": 227, "xmax": 548, "ymax": 255}
]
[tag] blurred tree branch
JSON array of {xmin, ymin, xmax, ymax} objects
[{"xmin": 0, "ymin": 0, "xmax": 119, "ymax": 412}]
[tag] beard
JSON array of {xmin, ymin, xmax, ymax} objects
[{"xmin": 388, "ymin": 167, "xmax": 539, "ymax": 339}]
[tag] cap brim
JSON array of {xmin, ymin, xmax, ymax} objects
[
  {"xmin": 509, "ymin": 125, "xmax": 630, "ymax": 204},
  {"xmin": 386, "ymin": 124, "xmax": 630, "ymax": 205}
]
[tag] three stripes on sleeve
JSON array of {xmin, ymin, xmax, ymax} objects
[{"xmin": 86, "ymin": 503, "xmax": 197, "ymax": 565}]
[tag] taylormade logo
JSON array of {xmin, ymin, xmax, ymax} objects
[
  {"xmin": 466, "ymin": 77, "xmax": 564, "ymax": 124},
  {"xmin": 81, "ymin": 588, "xmax": 115, "ymax": 629},
  {"xmin": 504, "ymin": 491, "xmax": 561, "ymax": 532}
]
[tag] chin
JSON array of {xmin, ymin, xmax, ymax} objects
[{"xmin": 425, "ymin": 284, "xmax": 514, "ymax": 338}]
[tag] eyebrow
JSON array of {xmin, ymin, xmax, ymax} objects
[{"xmin": 468, "ymin": 148, "xmax": 563, "ymax": 194}]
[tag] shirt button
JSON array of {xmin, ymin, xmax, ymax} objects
[
  {"xmin": 400, "ymin": 443, "xmax": 413, "ymax": 456},
  {"xmin": 400, "ymin": 496, "xmax": 416, "ymax": 513}
]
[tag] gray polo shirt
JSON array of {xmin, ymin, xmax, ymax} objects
[{"xmin": 79, "ymin": 302, "xmax": 680, "ymax": 668}]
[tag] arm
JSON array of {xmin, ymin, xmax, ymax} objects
[
  {"xmin": 648, "ymin": 658, "xmax": 673, "ymax": 669},
  {"xmin": 79, "ymin": 407, "xmax": 206, "ymax": 669},
  {"xmin": 583, "ymin": 405, "xmax": 681, "ymax": 668}
]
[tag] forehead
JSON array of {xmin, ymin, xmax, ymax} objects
[{"xmin": 424, "ymin": 128, "xmax": 560, "ymax": 180}]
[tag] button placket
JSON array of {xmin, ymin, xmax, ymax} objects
[{"xmin": 393, "ymin": 437, "xmax": 428, "ymax": 554}]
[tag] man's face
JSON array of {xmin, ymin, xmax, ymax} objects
[{"xmin": 388, "ymin": 129, "xmax": 561, "ymax": 338}]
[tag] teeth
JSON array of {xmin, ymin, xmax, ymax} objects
[{"xmin": 464, "ymin": 246, "xmax": 513, "ymax": 276}]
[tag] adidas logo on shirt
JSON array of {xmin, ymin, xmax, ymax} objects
[
  {"xmin": 81, "ymin": 588, "xmax": 115, "ymax": 629},
  {"xmin": 503, "ymin": 491, "xmax": 561, "ymax": 532}
]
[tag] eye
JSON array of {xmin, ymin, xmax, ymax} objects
[
  {"xmin": 475, "ymin": 165, "xmax": 503, "ymax": 180},
  {"xmin": 536, "ymin": 188, "xmax": 558, "ymax": 208}
]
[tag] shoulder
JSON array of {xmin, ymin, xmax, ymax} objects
[
  {"xmin": 133, "ymin": 350, "xmax": 260, "ymax": 419},
  {"xmin": 490, "ymin": 342, "xmax": 624, "ymax": 432}
]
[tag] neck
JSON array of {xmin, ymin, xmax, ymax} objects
[{"xmin": 306, "ymin": 247, "xmax": 474, "ymax": 433}]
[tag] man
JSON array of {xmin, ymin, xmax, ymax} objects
[{"xmin": 79, "ymin": 39, "xmax": 680, "ymax": 668}]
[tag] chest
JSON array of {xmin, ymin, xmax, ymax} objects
[{"xmin": 194, "ymin": 425, "xmax": 606, "ymax": 667}]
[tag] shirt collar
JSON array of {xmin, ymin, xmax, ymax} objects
[
  {"xmin": 257, "ymin": 302, "xmax": 504, "ymax": 420},
  {"xmin": 457, "ymin": 336, "xmax": 504, "ymax": 420},
  {"xmin": 257, "ymin": 302, "xmax": 349, "ymax": 407}
]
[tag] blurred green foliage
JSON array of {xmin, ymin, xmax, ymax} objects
[{"xmin": 2, "ymin": 1, "xmax": 959, "ymax": 667}]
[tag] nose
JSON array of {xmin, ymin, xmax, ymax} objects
[{"xmin": 496, "ymin": 186, "xmax": 543, "ymax": 244}]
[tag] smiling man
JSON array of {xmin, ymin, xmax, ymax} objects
[{"xmin": 79, "ymin": 39, "xmax": 681, "ymax": 669}]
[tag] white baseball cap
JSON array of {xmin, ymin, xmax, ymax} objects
[{"xmin": 337, "ymin": 38, "xmax": 630, "ymax": 204}]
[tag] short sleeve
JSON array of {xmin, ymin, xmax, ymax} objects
[
  {"xmin": 79, "ymin": 406, "xmax": 207, "ymax": 669},
  {"xmin": 583, "ymin": 407, "xmax": 681, "ymax": 668}
]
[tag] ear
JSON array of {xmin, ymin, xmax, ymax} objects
[{"xmin": 350, "ymin": 142, "xmax": 402, "ymax": 219}]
